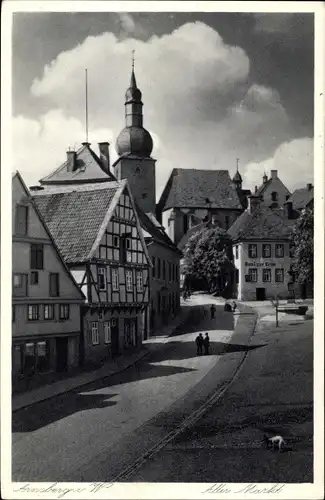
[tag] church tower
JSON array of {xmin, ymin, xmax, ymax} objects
[{"xmin": 114, "ymin": 57, "xmax": 156, "ymax": 215}]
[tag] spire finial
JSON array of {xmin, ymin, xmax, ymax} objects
[{"xmin": 236, "ymin": 158, "xmax": 239, "ymax": 172}]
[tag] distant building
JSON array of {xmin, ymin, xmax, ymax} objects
[
  {"xmin": 12, "ymin": 172, "xmax": 85, "ymax": 390},
  {"xmin": 33, "ymin": 180, "xmax": 151, "ymax": 367},
  {"xmin": 231, "ymin": 167, "xmax": 251, "ymax": 210},
  {"xmin": 286, "ymin": 183, "xmax": 314, "ymax": 212},
  {"xmin": 228, "ymin": 195, "xmax": 300, "ymax": 301},
  {"xmin": 157, "ymin": 169, "xmax": 243, "ymax": 246},
  {"xmin": 254, "ymin": 169, "xmax": 291, "ymax": 208}
]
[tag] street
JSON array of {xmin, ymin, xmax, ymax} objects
[{"xmin": 12, "ymin": 295, "xmax": 313, "ymax": 483}]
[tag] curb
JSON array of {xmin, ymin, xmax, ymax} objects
[{"xmin": 12, "ymin": 308, "xmax": 191, "ymax": 413}]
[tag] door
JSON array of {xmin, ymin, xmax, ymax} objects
[
  {"xmin": 111, "ymin": 319, "xmax": 119, "ymax": 357},
  {"xmin": 56, "ymin": 337, "xmax": 68, "ymax": 372},
  {"xmin": 256, "ymin": 288, "xmax": 266, "ymax": 301}
]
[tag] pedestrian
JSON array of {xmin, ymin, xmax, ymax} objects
[
  {"xmin": 203, "ymin": 333, "xmax": 210, "ymax": 355},
  {"xmin": 195, "ymin": 333, "xmax": 203, "ymax": 355},
  {"xmin": 232, "ymin": 300, "xmax": 237, "ymax": 312},
  {"xmin": 210, "ymin": 304, "xmax": 216, "ymax": 319}
]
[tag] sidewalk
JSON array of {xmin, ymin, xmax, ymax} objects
[{"xmin": 12, "ymin": 306, "xmax": 191, "ymax": 412}]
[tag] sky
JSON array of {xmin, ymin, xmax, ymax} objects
[{"xmin": 12, "ymin": 10, "xmax": 315, "ymax": 198}]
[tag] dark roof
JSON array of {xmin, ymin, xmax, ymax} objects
[
  {"xmin": 40, "ymin": 144, "xmax": 115, "ymax": 184},
  {"xmin": 228, "ymin": 205, "xmax": 298, "ymax": 241},
  {"xmin": 157, "ymin": 169, "xmax": 243, "ymax": 211},
  {"xmin": 33, "ymin": 182, "xmax": 123, "ymax": 263},
  {"xmin": 286, "ymin": 186, "xmax": 314, "ymax": 210}
]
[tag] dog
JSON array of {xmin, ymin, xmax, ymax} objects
[{"xmin": 263, "ymin": 434, "xmax": 286, "ymax": 452}]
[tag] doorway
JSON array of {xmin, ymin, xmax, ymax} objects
[
  {"xmin": 111, "ymin": 319, "xmax": 119, "ymax": 357},
  {"xmin": 56, "ymin": 337, "xmax": 68, "ymax": 372},
  {"xmin": 256, "ymin": 288, "xmax": 266, "ymax": 301}
]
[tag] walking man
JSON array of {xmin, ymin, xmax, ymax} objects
[{"xmin": 203, "ymin": 333, "xmax": 210, "ymax": 355}]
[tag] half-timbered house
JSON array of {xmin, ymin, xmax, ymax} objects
[
  {"xmin": 33, "ymin": 180, "xmax": 151, "ymax": 367},
  {"xmin": 12, "ymin": 172, "xmax": 85, "ymax": 391}
]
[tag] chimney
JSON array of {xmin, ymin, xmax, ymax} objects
[
  {"xmin": 307, "ymin": 183, "xmax": 313, "ymax": 191},
  {"xmin": 286, "ymin": 201, "xmax": 293, "ymax": 219},
  {"xmin": 98, "ymin": 142, "xmax": 110, "ymax": 174},
  {"xmin": 247, "ymin": 195, "xmax": 261, "ymax": 214},
  {"xmin": 66, "ymin": 151, "xmax": 77, "ymax": 172},
  {"xmin": 271, "ymin": 169, "xmax": 278, "ymax": 180}
]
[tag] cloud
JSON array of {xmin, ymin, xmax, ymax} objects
[
  {"xmin": 243, "ymin": 137, "xmax": 314, "ymax": 191},
  {"xmin": 253, "ymin": 13, "xmax": 296, "ymax": 34},
  {"xmin": 113, "ymin": 13, "xmax": 147, "ymax": 38},
  {"xmin": 14, "ymin": 21, "xmax": 309, "ymax": 198}
]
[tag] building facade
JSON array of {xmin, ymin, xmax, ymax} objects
[
  {"xmin": 255, "ymin": 169, "xmax": 291, "ymax": 208},
  {"xmin": 12, "ymin": 172, "xmax": 85, "ymax": 390},
  {"xmin": 33, "ymin": 180, "xmax": 151, "ymax": 368},
  {"xmin": 157, "ymin": 168, "xmax": 243, "ymax": 246},
  {"xmin": 228, "ymin": 196, "xmax": 299, "ymax": 301}
]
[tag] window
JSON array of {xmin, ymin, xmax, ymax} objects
[
  {"xmin": 91, "ymin": 322, "xmax": 99, "ymax": 345},
  {"xmin": 271, "ymin": 191, "xmax": 278, "ymax": 202},
  {"xmin": 59, "ymin": 304, "xmax": 69, "ymax": 320},
  {"xmin": 36, "ymin": 341, "xmax": 50, "ymax": 373},
  {"xmin": 168, "ymin": 262, "xmax": 171, "ymax": 281},
  {"xmin": 136, "ymin": 271, "xmax": 143, "ymax": 292},
  {"xmin": 225, "ymin": 215, "xmax": 230, "ymax": 229},
  {"xmin": 112, "ymin": 268, "xmax": 119, "ymax": 291},
  {"xmin": 152, "ymin": 256, "xmax": 156, "ymax": 278},
  {"xmin": 262, "ymin": 269, "xmax": 271, "ymax": 282},
  {"xmin": 275, "ymin": 244, "xmax": 284, "ymax": 258},
  {"xmin": 113, "ymin": 236, "xmax": 119, "ymax": 248},
  {"xmin": 124, "ymin": 319, "xmax": 137, "ymax": 347},
  {"xmin": 49, "ymin": 273, "xmax": 60, "ymax": 297},
  {"xmin": 104, "ymin": 321, "xmax": 111, "ymax": 344},
  {"xmin": 13, "ymin": 273, "xmax": 28, "ymax": 297},
  {"xmin": 15, "ymin": 205, "xmax": 28, "ymax": 236},
  {"xmin": 248, "ymin": 244, "xmax": 257, "ymax": 258},
  {"xmin": 44, "ymin": 304, "xmax": 54, "ymax": 320},
  {"xmin": 98, "ymin": 310, "xmax": 104, "ymax": 320},
  {"xmin": 275, "ymin": 268, "xmax": 284, "ymax": 282},
  {"xmin": 157, "ymin": 258, "xmax": 161, "ymax": 279},
  {"xmin": 248, "ymin": 268, "xmax": 258, "ymax": 283},
  {"xmin": 262, "ymin": 244, "xmax": 271, "ymax": 258},
  {"xmin": 125, "ymin": 238, "xmax": 131, "ymax": 250},
  {"xmin": 235, "ymin": 245, "xmax": 239, "ymax": 259},
  {"xmin": 126, "ymin": 270, "xmax": 133, "ymax": 292},
  {"xmin": 28, "ymin": 304, "xmax": 39, "ymax": 321},
  {"xmin": 162, "ymin": 260, "xmax": 166, "ymax": 280},
  {"xmin": 30, "ymin": 271, "xmax": 39, "ymax": 285},
  {"xmin": 97, "ymin": 267, "xmax": 107, "ymax": 291},
  {"xmin": 289, "ymin": 243, "xmax": 295, "ymax": 258},
  {"xmin": 30, "ymin": 244, "xmax": 44, "ymax": 270},
  {"xmin": 183, "ymin": 214, "xmax": 188, "ymax": 234}
]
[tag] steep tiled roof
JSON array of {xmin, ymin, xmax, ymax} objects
[
  {"xmin": 157, "ymin": 169, "xmax": 242, "ymax": 211},
  {"xmin": 33, "ymin": 182, "xmax": 122, "ymax": 263},
  {"xmin": 40, "ymin": 144, "xmax": 115, "ymax": 184},
  {"xmin": 286, "ymin": 186, "xmax": 314, "ymax": 210},
  {"xmin": 228, "ymin": 205, "xmax": 298, "ymax": 241}
]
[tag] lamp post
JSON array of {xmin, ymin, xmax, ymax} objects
[{"xmin": 272, "ymin": 295, "xmax": 279, "ymax": 327}]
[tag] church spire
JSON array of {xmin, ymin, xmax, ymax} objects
[{"xmin": 130, "ymin": 50, "xmax": 137, "ymax": 88}]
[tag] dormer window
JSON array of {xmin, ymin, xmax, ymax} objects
[{"xmin": 271, "ymin": 192, "xmax": 278, "ymax": 202}]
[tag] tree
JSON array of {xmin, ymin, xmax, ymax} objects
[
  {"xmin": 290, "ymin": 208, "xmax": 313, "ymax": 286},
  {"xmin": 183, "ymin": 226, "xmax": 234, "ymax": 296}
]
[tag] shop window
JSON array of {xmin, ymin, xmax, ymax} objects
[
  {"xmin": 248, "ymin": 244, "xmax": 257, "ymax": 258},
  {"xmin": 30, "ymin": 243, "xmax": 44, "ymax": 270},
  {"xmin": 112, "ymin": 268, "xmax": 119, "ymax": 291},
  {"xmin": 44, "ymin": 304, "xmax": 54, "ymax": 320},
  {"xmin": 248, "ymin": 268, "xmax": 258, "ymax": 283},
  {"xmin": 15, "ymin": 204, "xmax": 28, "ymax": 236},
  {"xmin": 262, "ymin": 269, "xmax": 271, "ymax": 282},
  {"xmin": 126, "ymin": 270, "xmax": 133, "ymax": 292},
  {"xmin": 275, "ymin": 244, "xmax": 284, "ymax": 258},
  {"xmin": 24, "ymin": 342, "xmax": 36, "ymax": 375},
  {"xmin": 13, "ymin": 273, "xmax": 28, "ymax": 297},
  {"xmin": 275, "ymin": 268, "xmax": 284, "ymax": 282},
  {"xmin": 28, "ymin": 304, "xmax": 39, "ymax": 321},
  {"xmin": 59, "ymin": 304, "xmax": 70, "ymax": 320},
  {"xmin": 91, "ymin": 322, "xmax": 99, "ymax": 345},
  {"xmin": 97, "ymin": 267, "xmax": 107, "ymax": 291},
  {"xmin": 49, "ymin": 273, "xmax": 60, "ymax": 297},
  {"xmin": 262, "ymin": 244, "xmax": 272, "ymax": 258}
]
